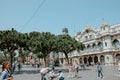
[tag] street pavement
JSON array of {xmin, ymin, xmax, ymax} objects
[{"xmin": 1, "ymin": 65, "xmax": 120, "ymax": 80}]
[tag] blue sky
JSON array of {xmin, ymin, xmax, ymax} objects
[{"xmin": 0, "ymin": 0, "xmax": 120, "ymax": 36}]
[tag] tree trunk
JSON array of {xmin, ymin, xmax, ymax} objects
[
  {"xmin": 43, "ymin": 57, "xmax": 47, "ymax": 67},
  {"xmin": 10, "ymin": 51, "xmax": 13, "ymax": 76},
  {"xmin": 64, "ymin": 52, "xmax": 69, "ymax": 65}
]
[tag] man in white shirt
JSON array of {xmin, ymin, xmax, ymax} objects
[
  {"xmin": 49, "ymin": 67, "xmax": 56, "ymax": 80},
  {"xmin": 40, "ymin": 67, "xmax": 50, "ymax": 80}
]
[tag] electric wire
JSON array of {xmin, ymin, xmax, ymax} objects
[{"xmin": 20, "ymin": 0, "xmax": 46, "ymax": 32}]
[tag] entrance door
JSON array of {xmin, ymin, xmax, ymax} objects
[
  {"xmin": 79, "ymin": 58, "xmax": 82, "ymax": 64},
  {"xmin": 88, "ymin": 56, "xmax": 93, "ymax": 65},
  {"xmin": 94, "ymin": 56, "xmax": 98, "ymax": 64},
  {"xmin": 100, "ymin": 55, "xmax": 105, "ymax": 65},
  {"xmin": 84, "ymin": 57, "xmax": 87, "ymax": 64}
]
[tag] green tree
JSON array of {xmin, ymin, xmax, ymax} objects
[
  {"xmin": 29, "ymin": 32, "xmax": 56, "ymax": 67},
  {"xmin": 17, "ymin": 33, "xmax": 30, "ymax": 63},
  {"xmin": 56, "ymin": 34, "xmax": 84, "ymax": 64},
  {"xmin": 36, "ymin": 52, "xmax": 43, "ymax": 64},
  {"xmin": 18, "ymin": 49, "xmax": 29, "ymax": 63},
  {"xmin": 0, "ymin": 28, "xmax": 29, "ymax": 75}
]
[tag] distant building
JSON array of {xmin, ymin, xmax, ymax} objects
[
  {"xmin": 62, "ymin": 28, "xmax": 68, "ymax": 35},
  {"xmin": 59, "ymin": 23, "xmax": 120, "ymax": 66}
]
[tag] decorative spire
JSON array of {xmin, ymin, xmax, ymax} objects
[{"xmin": 101, "ymin": 18, "xmax": 109, "ymax": 27}]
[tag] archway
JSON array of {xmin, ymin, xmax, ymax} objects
[
  {"xmin": 98, "ymin": 42, "xmax": 103, "ymax": 50},
  {"xmin": 79, "ymin": 58, "xmax": 82, "ymax": 64},
  {"xmin": 88, "ymin": 56, "xmax": 93, "ymax": 65},
  {"xmin": 87, "ymin": 45, "xmax": 91, "ymax": 51},
  {"xmin": 70, "ymin": 59, "xmax": 72, "ymax": 64},
  {"xmin": 84, "ymin": 57, "xmax": 87, "ymax": 64},
  {"xmin": 100, "ymin": 55, "xmax": 105, "ymax": 65},
  {"xmin": 115, "ymin": 54, "xmax": 120, "ymax": 62},
  {"xmin": 92, "ymin": 43, "xmax": 97, "ymax": 50},
  {"xmin": 94, "ymin": 56, "xmax": 98, "ymax": 64}
]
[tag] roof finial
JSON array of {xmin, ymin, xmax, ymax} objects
[
  {"xmin": 102, "ymin": 18, "xmax": 104, "ymax": 22},
  {"xmin": 102, "ymin": 18, "xmax": 105, "ymax": 25},
  {"xmin": 101, "ymin": 18, "xmax": 109, "ymax": 26}
]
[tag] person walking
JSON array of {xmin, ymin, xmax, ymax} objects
[
  {"xmin": 74, "ymin": 60, "xmax": 79, "ymax": 78},
  {"xmin": 0, "ymin": 62, "xmax": 13, "ymax": 80},
  {"xmin": 67, "ymin": 63, "xmax": 74, "ymax": 79},
  {"xmin": 12, "ymin": 63, "xmax": 16, "ymax": 73},
  {"xmin": 17, "ymin": 62, "xmax": 21, "ymax": 74},
  {"xmin": 96, "ymin": 61, "xmax": 103, "ymax": 78}
]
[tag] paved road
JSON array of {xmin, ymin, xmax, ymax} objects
[{"xmin": 1, "ymin": 65, "xmax": 120, "ymax": 80}]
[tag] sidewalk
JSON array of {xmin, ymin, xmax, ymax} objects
[
  {"xmin": 0, "ymin": 66, "xmax": 120, "ymax": 80},
  {"xmin": 12, "ymin": 65, "xmax": 120, "ymax": 80}
]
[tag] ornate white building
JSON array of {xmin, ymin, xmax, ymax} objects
[{"xmin": 59, "ymin": 23, "xmax": 120, "ymax": 66}]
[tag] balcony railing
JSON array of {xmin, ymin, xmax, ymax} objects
[{"xmin": 59, "ymin": 48, "xmax": 120, "ymax": 58}]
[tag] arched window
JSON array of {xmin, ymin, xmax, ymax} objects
[
  {"xmin": 98, "ymin": 42, "xmax": 103, "ymax": 49},
  {"xmin": 92, "ymin": 43, "xmax": 96, "ymax": 50},
  {"xmin": 115, "ymin": 54, "xmax": 120, "ymax": 62},
  {"xmin": 113, "ymin": 39, "xmax": 120, "ymax": 48},
  {"xmin": 100, "ymin": 55, "xmax": 105, "ymax": 65},
  {"xmin": 107, "ymin": 56, "xmax": 109, "ymax": 61},
  {"xmin": 87, "ymin": 45, "xmax": 91, "ymax": 50}
]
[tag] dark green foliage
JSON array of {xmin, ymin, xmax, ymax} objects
[
  {"xmin": 0, "ymin": 56, "xmax": 7, "ymax": 64},
  {"xmin": 56, "ymin": 34, "xmax": 85, "ymax": 64},
  {"xmin": 29, "ymin": 32, "xmax": 57, "ymax": 67},
  {"xmin": 0, "ymin": 29, "xmax": 29, "ymax": 74},
  {"xmin": 0, "ymin": 29, "xmax": 84, "ymax": 67}
]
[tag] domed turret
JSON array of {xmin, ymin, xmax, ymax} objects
[{"xmin": 62, "ymin": 28, "xmax": 68, "ymax": 35}]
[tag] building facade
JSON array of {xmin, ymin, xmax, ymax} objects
[{"xmin": 59, "ymin": 23, "xmax": 120, "ymax": 66}]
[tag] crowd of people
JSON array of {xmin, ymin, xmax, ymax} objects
[
  {"xmin": 0, "ymin": 60, "xmax": 120, "ymax": 80},
  {"xmin": 40, "ymin": 60, "xmax": 80, "ymax": 80},
  {"xmin": 40, "ymin": 60, "xmax": 120, "ymax": 80}
]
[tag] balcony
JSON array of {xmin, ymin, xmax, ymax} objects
[{"xmin": 59, "ymin": 48, "xmax": 120, "ymax": 58}]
